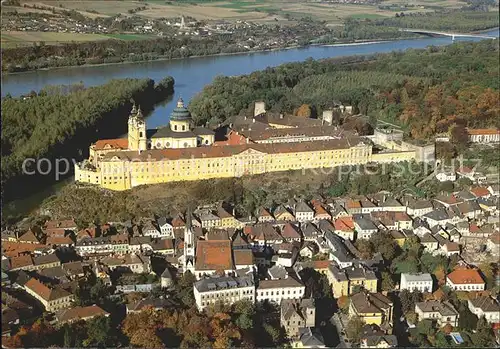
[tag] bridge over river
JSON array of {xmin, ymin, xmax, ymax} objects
[{"xmin": 400, "ymin": 28, "xmax": 497, "ymax": 40}]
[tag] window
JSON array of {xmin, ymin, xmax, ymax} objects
[{"xmin": 182, "ymin": 125, "xmax": 186, "ymax": 131}]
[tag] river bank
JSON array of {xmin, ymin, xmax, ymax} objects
[
  {"xmin": 4, "ymin": 26, "xmax": 498, "ymax": 76},
  {"xmin": 2, "ymin": 36, "xmax": 423, "ymax": 76}
]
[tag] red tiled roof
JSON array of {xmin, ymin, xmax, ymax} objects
[
  {"xmin": 346, "ymin": 200, "xmax": 361, "ymax": 209},
  {"xmin": 334, "ymin": 217, "xmax": 354, "ymax": 231},
  {"xmin": 313, "ymin": 204, "xmax": 330, "ymax": 217},
  {"xmin": 457, "ymin": 166, "xmax": 473, "ymax": 174},
  {"xmin": 46, "ymin": 235, "xmax": 74, "ymax": 245},
  {"xmin": 2, "ymin": 242, "xmax": 46, "ymax": 258},
  {"xmin": 281, "ymin": 223, "xmax": 301, "ymax": 239},
  {"xmin": 471, "ymin": 187, "xmax": 490, "ymax": 198},
  {"xmin": 76, "ymin": 228, "xmax": 96, "ymax": 240},
  {"xmin": 312, "ymin": 260, "xmax": 330, "ymax": 270},
  {"xmin": 9, "ymin": 255, "xmax": 33, "ymax": 269},
  {"xmin": 45, "ymin": 219, "xmax": 76, "ymax": 230},
  {"xmin": 57, "ymin": 305, "xmax": 108, "ymax": 323},
  {"xmin": 488, "ymin": 232, "xmax": 500, "ymax": 245},
  {"xmin": 467, "ymin": 128, "xmax": 500, "ymax": 136},
  {"xmin": 18, "ymin": 230, "xmax": 39, "ymax": 243},
  {"xmin": 447, "ymin": 269, "xmax": 484, "ymax": 285},
  {"xmin": 258, "ymin": 207, "xmax": 273, "ymax": 217},
  {"xmin": 470, "ymin": 224, "xmax": 480, "ymax": 233},
  {"xmin": 195, "ymin": 240, "xmax": 233, "ymax": 271},
  {"xmin": 93, "ymin": 138, "xmax": 128, "ymax": 150},
  {"xmin": 213, "ymin": 130, "xmax": 249, "ymax": 146},
  {"xmin": 233, "ymin": 250, "xmax": 254, "ymax": 266},
  {"xmin": 103, "ymin": 137, "xmax": 364, "ymax": 162}
]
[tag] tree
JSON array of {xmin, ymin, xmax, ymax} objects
[
  {"xmin": 337, "ymin": 296, "xmax": 350, "ymax": 314},
  {"xmin": 400, "ymin": 290, "xmax": 422, "ymax": 314},
  {"xmin": 405, "ymin": 310, "xmax": 418, "ymax": 325},
  {"xmin": 471, "ymin": 316, "xmax": 494, "ymax": 347},
  {"xmin": 369, "ymin": 231, "xmax": 399, "ymax": 261},
  {"xmin": 417, "ymin": 319, "xmax": 435, "ymax": 336},
  {"xmin": 381, "ymin": 271, "xmax": 396, "ymax": 291},
  {"xmin": 345, "ymin": 316, "xmax": 365, "ymax": 344},
  {"xmin": 458, "ymin": 303, "xmax": 478, "ymax": 331},
  {"xmin": 354, "ymin": 239, "xmax": 373, "ymax": 259},
  {"xmin": 84, "ymin": 315, "xmax": 111, "ymax": 347},
  {"xmin": 294, "ymin": 104, "xmax": 312, "ymax": 118}
]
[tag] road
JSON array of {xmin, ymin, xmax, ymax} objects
[{"xmin": 330, "ymin": 313, "xmax": 351, "ymax": 348}]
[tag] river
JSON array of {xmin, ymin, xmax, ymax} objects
[
  {"xmin": 2, "ymin": 28, "xmax": 498, "ymax": 130},
  {"xmin": 2, "ymin": 29, "xmax": 498, "ymax": 218}
]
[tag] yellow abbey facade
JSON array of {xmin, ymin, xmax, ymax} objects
[{"xmin": 75, "ymin": 100, "xmax": 432, "ymax": 191}]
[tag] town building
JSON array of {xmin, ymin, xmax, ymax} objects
[
  {"xmin": 56, "ymin": 305, "xmax": 109, "ymax": 324},
  {"xmin": 193, "ymin": 275, "xmax": 255, "ymax": 310},
  {"xmin": 467, "ymin": 128, "xmax": 500, "ymax": 143},
  {"xmin": 291, "ymin": 328, "xmax": 326, "ymax": 348},
  {"xmin": 467, "ymin": 296, "xmax": 500, "ymax": 324},
  {"xmin": 23, "ymin": 278, "xmax": 74, "ymax": 312},
  {"xmin": 446, "ymin": 268, "xmax": 485, "ymax": 291},
  {"xmin": 415, "ymin": 300, "xmax": 459, "ymax": 326},
  {"xmin": 326, "ymin": 264, "xmax": 378, "ymax": 298},
  {"xmin": 75, "ymin": 101, "xmax": 429, "ymax": 191},
  {"xmin": 256, "ymin": 271, "xmax": 305, "ymax": 304},
  {"xmin": 280, "ymin": 298, "xmax": 316, "ymax": 338},
  {"xmin": 349, "ymin": 291, "xmax": 393, "ymax": 328},
  {"xmin": 400, "ymin": 273, "xmax": 433, "ymax": 293}
]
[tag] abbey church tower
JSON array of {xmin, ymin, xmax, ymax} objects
[{"xmin": 128, "ymin": 103, "xmax": 147, "ymax": 151}]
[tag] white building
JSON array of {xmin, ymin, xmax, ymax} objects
[
  {"xmin": 156, "ymin": 217, "xmax": 174, "ymax": 238},
  {"xmin": 193, "ymin": 275, "xmax": 255, "ymax": 310},
  {"xmin": 75, "ymin": 237, "xmax": 112, "ymax": 256},
  {"xmin": 436, "ymin": 171, "xmax": 457, "ymax": 182},
  {"xmin": 446, "ymin": 269, "xmax": 485, "ymax": 292},
  {"xmin": 415, "ymin": 300, "xmax": 459, "ymax": 327},
  {"xmin": 294, "ymin": 201, "xmax": 315, "ymax": 222},
  {"xmin": 467, "ymin": 296, "xmax": 500, "ymax": 324},
  {"xmin": 467, "ymin": 129, "xmax": 500, "ymax": 143},
  {"xmin": 256, "ymin": 277, "xmax": 305, "ymax": 304},
  {"xmin": 400, "ymin": 273, "xmax": 434, "ymax": 293}
]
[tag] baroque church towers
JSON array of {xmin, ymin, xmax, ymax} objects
[{"xmin": 128, "ymin": 102, "xmax": 147, "ymax": 151}]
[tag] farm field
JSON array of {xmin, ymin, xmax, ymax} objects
[
  {"xmin": 30, "ymin": 0, "xmax": 436, "ymax": 23},
  {"xmin": 1, "ymin": 31, "xmax": 157, "ymax": 48}
]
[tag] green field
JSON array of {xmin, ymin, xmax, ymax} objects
[
  {"xmin": 349, "ymin": 13, "xmax": 387, "ymax": 19},
  {"xmin": 104, "ymin": 34, "xmax": 157, "ymax": 40},
  {"xmin": 1, "ymin": 31, "xmax": 157, "ymax": 48}
]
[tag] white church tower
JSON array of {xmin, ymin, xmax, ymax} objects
[{"xmin": 183, "ymin": 209, "xmax": 195, "ymax": 274}]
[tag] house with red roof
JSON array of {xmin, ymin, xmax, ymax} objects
[
  {"xmin": 334, "ymin": 217, "xmax": 355, "ymax": 241},
  {"xmin": 446, "ymin": 268, "xmax": 485, "ymax": 292}
]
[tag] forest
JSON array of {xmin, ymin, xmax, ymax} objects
[
  {"xmin": 1, "ymin": 10, "xmax": 497, "ymax": 72},
  {"xmin": 1, "ymin": 76, "xmax": 174, "ymax": 202},
  {"xmin": 189, "ymin": 39, "xmax": 499, "ymax": 152}
]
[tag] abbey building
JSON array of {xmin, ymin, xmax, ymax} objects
[{"xmin": 75, "ymin": 99, "xmax": 434, "ymax": 191}]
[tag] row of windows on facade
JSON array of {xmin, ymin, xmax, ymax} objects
[
  {"xmin": 200, "ymin": 289, "xmax": 253, "ymax": 299},
  {"xmin": 257, "ymin": 289, "xmax": 302, "ymax": 296},
  {"xmin": 101, "ymin": 150, "xmax": 369, "ymax": 171},
  {"xmin": 200, "ymin": 295, "xmax": 253, "ymax": 307},
  {"xmin": 100, "ymin": 158, "xmax": 364, "ymax": 178}
]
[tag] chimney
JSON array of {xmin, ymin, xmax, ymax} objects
[
  {"xmin": 280, "ymin": 113, "xmax": 284, "ymax": 119},
  {"xmin": 252, "ymin": 117, "xmax": 256, "ymax": 123}
]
